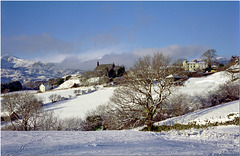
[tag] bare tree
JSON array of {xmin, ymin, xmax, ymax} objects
[
  {"xmin": 225, "ymin": 61, "xmax": 239, "ymax": 82},
  {"xmin": 1, "ymin": 93, "xmax": 43, "ymax": 131},
  {"xmin": 49, "ymin": 94, "xmax": 62, "ymax": 103},
  {"xmin": 109, "ymin": 53, "xmax": 179, "ymax": 131},
  {"xmin": 200, "ymin": 49, "xmax": 217, "ymax": 67},
  {"xmin": 225, "ymin": 69, "xmax": 238, "ymax": 82},
  {"xmin": 167, "ymin": 93, "xmax": 189, "ymax": 117},
  {"xmin": 172, "ymin": 58, "xmax": 187, "ymax": 67}
]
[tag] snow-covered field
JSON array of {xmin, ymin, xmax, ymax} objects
[
  {"xmin": 177, "ymin": 71, "xmax": 238, "ymax": 95},
  {"xmin": 156, "ymin": 100, "xmax": 239, "ymax": 126},
  {"xmin": 1, "ymin": 70, "xmax": 240, "ymax": 155},
  {"xmin": 40, "ymin": 86, "xmax": 115, "ymax": 119},
  {"xmin": 2, "ymin": 126, "xmax": 239, "ymax": 155}
]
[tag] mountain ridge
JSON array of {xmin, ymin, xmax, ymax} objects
[{"xmin": 1, "ymin": 54, "xmax": 83, "ymax": 84}]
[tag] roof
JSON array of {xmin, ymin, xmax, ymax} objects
[
  {"xmin": 95, "ymin": 64, "xmax": 113, "ymax": 71},
  {"xmin": 186, "ymin": 61, "xmax": 206, "ymax": 64},
  {"xmin": 166, "ymin": 74, "xmax": 181, "ymax": 79}
]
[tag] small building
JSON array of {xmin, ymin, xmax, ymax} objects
[
  {"xmin": 39, "ymin": 84, "xmax": 45, "ymax": 92},
  {"xmin": 166, "ymin": 74, "xmax": 187, "ymax": 86},
  {"xmin": 166, "ymin": 74, "xmax": 181, "ymax": 81},
  {"xmin": 183, "ymin": 60, "xmax": 208, "ymax": 72},
  {"xmin": 39, "ymin": 84, "xmax": 52, "ymax": 92}
]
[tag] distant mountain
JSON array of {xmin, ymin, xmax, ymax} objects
[
  {"xmin": 216, "ymin": 57, "xmax": 230, "ymax": 65},
  {"xmin": 1, "ymin": 54, "xmax": 83, "ymax": 84}
]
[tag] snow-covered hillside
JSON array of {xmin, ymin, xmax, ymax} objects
[
  {"xmin": 38, "ymin": 86, "xmax": 115, "ymax": 119},
  {"xmin": 32, "ymin": 70, "xmax": 238, "ymax": 120},
  {"xmin": 216, "ymin": 56, "xmax": 231, "ymax": 65},
  {"xmin": 1, "ymin": 69, "xmax": 240, "ymax": 155},
  {"xmin": 57, "ymin": 76, "xmax": 82, "ymax": 90},
  {"xmin": 177, "ymin": 71, "xmax": 239, "ymax": 95},
  {"xmin": 155, "ymin": 100, "xmax": 239, "ymax": 126},
  {"xmin": 1, "ymin": 54, "xmax": 83, "ymax": 84}
]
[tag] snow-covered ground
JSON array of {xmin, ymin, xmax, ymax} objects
[
  {"xmin": 1, "ymin": 70, "xmax": 240, "ymax": 155},
  {"xmin": 57, "ymin": 79, "xmax": 82, "ymax": 90},
  {"xmin": 40, "ymin": 86, "xmax": 115, "ymax": 119},
  {"xmin": 176, "ymin": 71, "xmax": 238, "ymax": 95},
  {"xmin": 155, "ymin": 100, "xmax": 239, "ymax": 126},
  {"xmin": 1, "ymin": 125, "xmax": 239, "ymax": 155}
]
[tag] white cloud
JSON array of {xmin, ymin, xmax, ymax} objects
[
  {"xmin": 57, "ymin": 44, "xmax": 209, "ymax": 70},
  {"xmin": 76, "ymin": 48, "xmax": 115, "ymax": 62},
  {"xmin": 133, "ymin": 44, "xmax": 209, "ymax": 61},
  {"xmin": 32, "ymin": 53, "xmax": 70, "ymax": 63}
]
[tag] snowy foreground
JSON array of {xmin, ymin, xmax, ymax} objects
[
  {"xmin": 2, "ymin": 100, "xmax": 239, "ymax": 155},
  {"xmin": 1, "ymin": 125, "xmax": 239, "ymax": 155}
]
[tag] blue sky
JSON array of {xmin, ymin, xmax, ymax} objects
[{"xmin": 1, "ymin": 1, "xmax": 239, "ymax": 69}]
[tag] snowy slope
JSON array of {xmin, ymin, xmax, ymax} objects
[
  {"xmin": 37, "ymin": 86, "xmax": 115, "ymax": 119},
  {"xmin": 57, "ymin": 79, "xmax": 81, "ymax": 89},
  {"xmin": 176, "ymin": 71, "xmax": 238, "ymax": 95},
  {"xmin": 1, "ymin": 54, "xmax": 35, "ymax": 68},
  {"xmin": 1, "ymin": 55, "xmax": 83, "ymax": 84},
  {"xmin": 1, "ymin": 125, "xmax": 239, "ymax": 155},
  {"xmin": 155, "ymin": 100, "xmax": 239, "ymax": 126}
]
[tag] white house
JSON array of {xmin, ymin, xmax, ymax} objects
[
  {"xmin": 39, "ymin": 84, "xmax": 52, "ymax": 92},
  {"xmin": 39, "ymin": 84, "xmax": 45, "ymax": 92}
]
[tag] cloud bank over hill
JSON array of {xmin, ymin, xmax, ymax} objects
[{"xmin": 57, "ymin": 44, "xmax": 209, "ymax": 70}]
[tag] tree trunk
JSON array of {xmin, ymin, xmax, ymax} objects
[
  {"xmin": 147, "ymin": 122, "xmax": 153, "ymax": 131},
  {"xmin": 10, "ymin": 119, "xmax": 16, "ymax": 130},
  {"xmin": 24, "ymin": 120, "xmax": 28, "ymax": 131},
  {"xmin": 146, "ymin": 114, "xmax": 154, "ymax": 131}
]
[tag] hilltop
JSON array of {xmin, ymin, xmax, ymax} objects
[{"xmin": 1, "ymin": 54, "xmax": 83, "ymax": 84}]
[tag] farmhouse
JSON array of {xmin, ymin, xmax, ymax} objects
[{"xmin": 183, "ymin": 60, "xmax": 208, "ymax": 72}]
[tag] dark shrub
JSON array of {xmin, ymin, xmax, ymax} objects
[
  {"xmin": 71, "ymin": 83, "xmax": 80, "ymax": 88},
  {"xmin": 83, "ymin": 115, "xmax": 104, "ymax": 131},
  {"xmin": 56, "ymin": 78, "xmax": 64, "ymax": 85},
  {"xmin": 206, "ymin": 83, "xmax": 239, "ymax": 107},
  {"xmin": 65, "ymin": 75, "xmax": 72, "ymax": 81},
  {"xmin": 1, "ymin": 81, "xmax": 23, "ymax": 93},
  {"xmin": 117, "ymin": 66, "xmax": 125, "ymax": 77}
]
